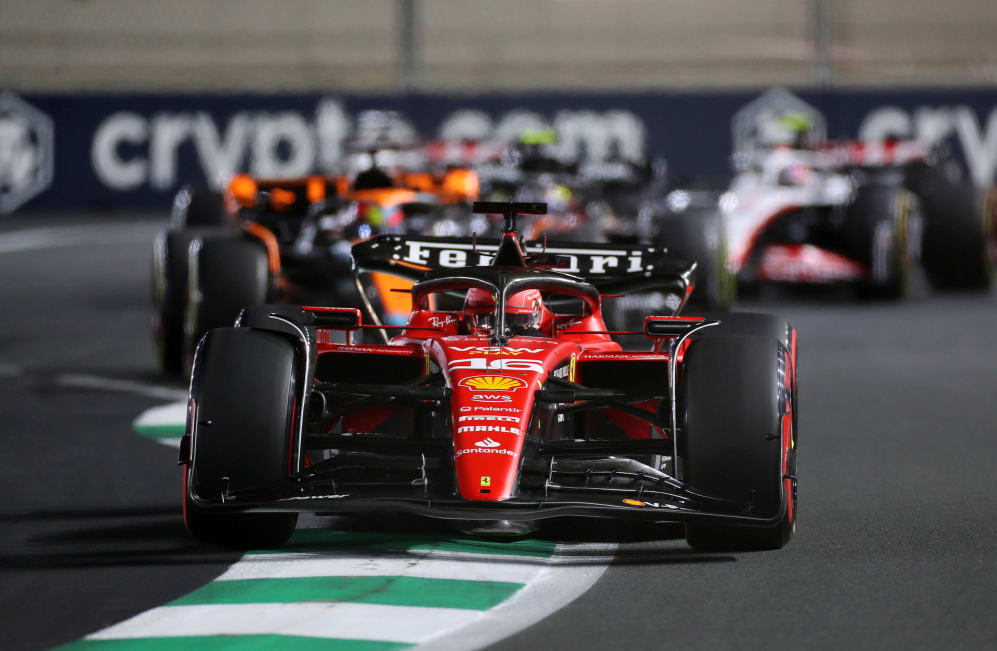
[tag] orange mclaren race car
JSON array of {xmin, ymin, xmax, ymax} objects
[{"xmin": 151, "ymin": 161, "xmax": 480, "ymax": 374}]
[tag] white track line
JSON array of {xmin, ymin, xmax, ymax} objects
[
  {"xmin": 87, "ymin": 602, "xmax": 485, "ymax": 644},
  {"xmin": 1, "ymin": 223, "xmax": 186, "ymax": 402},
  {"xmin": 55, "ymin": 373, "xmax": 186, "ymax": 401},
  {"xmin": 133, "ymin": 401, "xmax": 187, "ymax": 447},
  {"xmin": 416, "ymin": 543, "xmax": 615, "ymax": 651},
  {"xmin": 0, "ymin": 223, "xmax": 156, "ymax": 254},
  {"xmin": 219, "ymin": 553, "xmax": 545, "ymax": 584},
  {"xmin": 0, "ymin": 366, "xmax": 185, "ymax": 402},
  {"xmin": 134, "ymin": 401, "xmax": 187, "ymax": 425},
  {"xmin": 111, "ymin": 406, "xmax": 615, "ymax": 649}
]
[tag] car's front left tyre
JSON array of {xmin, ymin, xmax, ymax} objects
[{"xmin": 681, "ymin": 333, "xmax": 796, "ymax": 551}]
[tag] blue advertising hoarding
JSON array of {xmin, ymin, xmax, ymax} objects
[{"xmin": 2, "ymin": 87, "xmax": 996, "ymax": 214}]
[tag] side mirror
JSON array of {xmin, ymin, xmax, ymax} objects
[
  {"xmin": 303, "ymin": 306, "xmax": 362, "ymax": 329},
  {"xmin": 643, "ymin": 315, "xmax": 706, "ymax": 337}
]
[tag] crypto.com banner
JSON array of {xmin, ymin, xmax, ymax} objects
[{"xmin": 2, "ymin": 88, "xmax": 997, "ymax": 214}]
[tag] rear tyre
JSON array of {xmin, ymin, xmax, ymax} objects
[
  {"xmin": 693, "ymin": 311, "xmax": 792, "ymax": 348},
  {"xmin": 657, "ymin": 209, "xmax": 735, "ymax": 311},
  {"xmin": 173, "ymin": 187, "xmax": 229, "ymax": 228},
  {"xmin": 843, "ymin": 185, "xmax": 916, "ymax": 300},
  {"xmin": 184, "ymin": 328, "xmax": 299, "ymax": 548},
  {"xmin": 151, "ymin": 230, "xmax": 198, "ymax": 374},
  {"xmin": 920, "ymin": 182, "xmax": 994, "ymax": 290},
  {"xmin": 185, "ymin": 236, "xmax": 270, "ymax": 372},
  {"xmin": 682, "ymin": 335, "xmax": 795, "ymax": 551},
  {"xmin": 658, "ymin": 209, "xmax": 737, "ymax": 310}
]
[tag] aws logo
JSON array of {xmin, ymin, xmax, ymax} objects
[
  {"xmin": 471, "ymin": 394, "xmax": 512, "ymax": 402},
  {"xmin": 459, "ymin": 375, "xmax": 527, "ymax": 391}
]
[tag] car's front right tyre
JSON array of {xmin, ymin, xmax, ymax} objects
[{"xmin": 183, "ymin": 327, "xmax": 299, "ymax": 548}]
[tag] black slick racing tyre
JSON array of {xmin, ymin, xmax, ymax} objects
[
  {"xmin": 172, "ymin": 187, "xmax": 229, "ymax": 228},
  {"xmin": 151, "ymin": 230, "xmax": 199, "ymax": 374},
  {"xmin": 657, "ymin": 208, "xmax": 735, "ymax": 311},
  {"xmin": 184, "ymin": 327, "xmax": 299, "ymax": 548},
  {"xmin": 920, "ymin": 182, "xmax": 994, "ymax": 290},
  {"xmin": 844, "ymin": 185, "xmax": 916, "ymax": 300},
  {"xmin": 185, "ymin": 236, "xmax": 269, "ymax": 372},
  {"xmin": 682, "ymin": 335, "xmax": 796, "ymax": 551},
  {"xmin": 693, "ymin": 311, "xmax": 794, "ymax": 353}
]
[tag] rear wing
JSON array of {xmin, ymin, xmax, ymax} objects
[{"xmin": 351, "ymin": 234, "xmax": 696, "ymax": 295}]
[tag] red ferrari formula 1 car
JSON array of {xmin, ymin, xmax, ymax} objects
[{"xmin": 180, "ymin": 202, "xmax": 799, "ymax": 551}]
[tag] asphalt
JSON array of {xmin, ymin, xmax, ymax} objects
[{"xmin": 1, "ymin": 215, "xmax": 996, "ymax": 650}]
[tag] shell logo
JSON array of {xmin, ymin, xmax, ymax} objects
[{"xmin": 459, "ymin": 375, "xmax": 527, "ymax": 391}]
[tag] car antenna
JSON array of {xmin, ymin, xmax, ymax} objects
[{"xmin": 471, "ymin": 201, "xmax": 548, "ymax": 237}]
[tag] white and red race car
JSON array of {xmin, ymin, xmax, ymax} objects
[{"xmin": 666, "ymin": 140, "xmax": 995, "ymax": 299}]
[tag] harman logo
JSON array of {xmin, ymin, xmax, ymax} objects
[
  {"xmin": 0, "ymin": 92, "xmax": 54, "ymax": 214},
  {"xmin": 459, "ymin": 375, "xmax": 527, "ymax": 391}
]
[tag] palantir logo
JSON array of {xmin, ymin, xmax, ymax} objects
[{"xmin": 0, "ymin": 92, "xmax": 54, "ymax": 214}]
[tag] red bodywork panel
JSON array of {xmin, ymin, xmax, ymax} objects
[
  {"xmin": 315, "ymin": 308, "xmax": 638, "ymax": 501},
  {"xmin": 756, "ymin": 244, "xmax": 865, "ymax": 283},
  {"xmin": 434, "ymin": 336, "xmax": 580, "ymax": 501}
]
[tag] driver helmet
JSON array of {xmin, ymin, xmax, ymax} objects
[
  {"xmin": 464, "ymin": 287, "xmax": 550, "ymax": 336},
  {"xmin": 352, "ymin": 164, "xmax": 395, "ymax": 191},
  {"xmin": 757, "ymin": 110, "xmax": 818, "ymax": 150}
]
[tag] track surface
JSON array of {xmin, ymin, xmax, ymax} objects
[{"xmin": 1, "ymin": 216, "xmax": 996, "ymax": 650}]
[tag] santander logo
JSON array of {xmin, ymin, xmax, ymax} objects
[{"xmin": 475, "ymin": 437, "xmax": 501, "ymax": 448}]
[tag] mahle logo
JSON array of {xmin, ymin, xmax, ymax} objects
[{"xmin": 0, "ymin": 92, "xmax": 54, "ymax": 214}]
